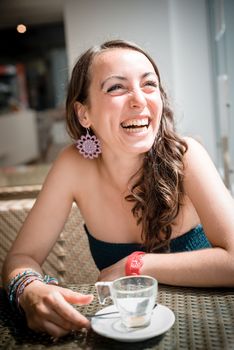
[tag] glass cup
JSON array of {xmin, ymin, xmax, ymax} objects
[{"xmin": 95, "ymin": 275, "xmax": 157, "ymax": 329}]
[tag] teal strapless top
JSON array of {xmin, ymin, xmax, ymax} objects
[{"xmin": 84, "ymin": 224, "xmax": 212, "ymax": 270}]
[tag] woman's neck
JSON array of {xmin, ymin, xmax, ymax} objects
[{"xmin": 97, "ymin": 151, "xmax": 144, "ymax": 193}]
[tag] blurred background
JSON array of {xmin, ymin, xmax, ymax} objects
[{"xmin": 0, "ymin": 0, "xmax": 233, "ymax": 194}]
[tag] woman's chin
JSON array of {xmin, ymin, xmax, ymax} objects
[{"xmin": 121, "ymin": 141, "xmax": 154, "ymax": 155}]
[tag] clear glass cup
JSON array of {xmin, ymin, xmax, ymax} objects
[{"xmin": 95, "ymin": 275, "xmax": 157, "ymax": 329}]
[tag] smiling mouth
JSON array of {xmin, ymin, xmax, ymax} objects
[{"xmin": 121, "ymin": 118, "xmax": 150, "ymax": 132}]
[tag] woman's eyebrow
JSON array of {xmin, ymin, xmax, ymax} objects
[{"xmin": 142, "ymin": 72, "xmax": 158, "ymax": 79}]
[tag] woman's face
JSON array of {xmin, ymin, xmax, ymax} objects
[{"xmin": 83, "ymin": 48, "xmax": 163, "ymax": 156}]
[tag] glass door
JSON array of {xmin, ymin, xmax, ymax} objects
[{"xmin": 207, "ymin": 0, "xmax": 234, "ymax": 193}]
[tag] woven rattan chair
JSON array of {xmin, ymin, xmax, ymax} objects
[
  {"xmin": 0, "ymin": 184, "xmax": 42, "ymax": 200},
  {"xmin": 0, "ymin": 199, "xmax": 99, "ymax": 286},
  {"xmin": 0, "ymin": 164, "xmax": 52, "ymax": 200}
]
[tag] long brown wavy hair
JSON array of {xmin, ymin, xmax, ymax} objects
[{"xmin": 66, "ymin": 39, "xmax": 188, "ymax": 252}]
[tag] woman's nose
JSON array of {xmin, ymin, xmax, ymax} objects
[{"xmin": 129, "ymin": 88, "xmax": 146, "ymax": 109}]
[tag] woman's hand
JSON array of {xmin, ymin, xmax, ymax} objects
[
  {"xmin": 98, "ymin": 257, "xmax": 127, "ymax": 281},
  {"xmin": 19, "ymin": 280, "xmax": 93, "ymax": 338}
]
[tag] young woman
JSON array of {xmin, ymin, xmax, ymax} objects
[{"xmin": 2, "ymin": 40, "xmax": 234, "ymax": 338}]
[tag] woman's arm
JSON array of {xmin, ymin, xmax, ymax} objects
[
  {"xmin": 99, "ymin": 138, "xmax": 234, "ymax": 287},
  {"xmin": 2, "ymin": 146, "xmax": 93, "ymax": 337},
  {"xmin": 144, "ymin": 137, "xmax": 234, "ymax": 287},
  {"xmin": 2, "ymin": 147, "xmax": 75, "ymax": 285}
]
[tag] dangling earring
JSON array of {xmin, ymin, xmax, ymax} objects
[{"xmin": 76, "ymin": 128, "xmax": 101, "ymax": 159}]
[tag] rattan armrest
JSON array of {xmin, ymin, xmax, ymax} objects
[
  {"xmin": 0, "ymin": 185, "xmax": 42, "ymax": 200},
  {"xmin": 0, "ymin": 200, "xmax": 98, "ymax": 285}
]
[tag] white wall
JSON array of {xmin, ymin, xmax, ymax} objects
[
  {"xmin": 64, "ymin": 0, "xmax": 173, "ymax": 86},
  {"xmin": 63, "ymin": 0, "xmax": 217, "ymax": 162},
  {"xmin": 169, "ymin": 0, "xmax": 216, "ymax": 161},
  {"xmin": 0, "ymin": 110, "xmax": 39, "ymax": 166}
]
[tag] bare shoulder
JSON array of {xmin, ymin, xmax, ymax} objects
[
  {"xmin": 182, "ymin": 136, "xmax": 223, "ymax": 186},
  {"xmin": 182, "ymin": 139, "xmax": 234, "ymax": 266},
  {"xmin": 42, "ymin": 144, "xmax": 97, "ymax": 200},
  {"xmin": 182, "ymin": 136, "xmax": 221, "ymax": 181},
  {"xmin": 39, "ymin": 145, "xmax": 87, "ymax": 199},
  {"xmin": 49, "ymin": 144, "xmax": 89, "ymax": 177},
  {"xmin": 183, "ymin": 136, "xmax": 211, "ymax": 164},
  {"xmin": 53, "ymin": 144, "xmax": 82, "ymax": 167},
  {"xmin": 184, "ymin": 138, "xmax": 233, "ymax": 216},
  {"xmin": 183, "ymin": 136, "xmax": 232, "ymax": 194},
  {"xmin": 183, "ymin": 135, "xmax": 233, "ymax": 201}
]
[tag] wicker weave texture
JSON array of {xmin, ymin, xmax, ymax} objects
[
  {"xmin": 44, "ymin": 204, "xmax": 99, "ymax": 283},
  {"xmin": 0, "ymin": 284, "xmax": 233, "ymax": 349},
  {"xmin": 0, "ymin": 199, "xmax": 99, "ymax": 285},
  {"xmin": 0, "ymin": 164, "xmax": 51, "ymax": 186},
  {"xmin": 0, "ymin": 185, "xmax": 41, "ymax": 200}
]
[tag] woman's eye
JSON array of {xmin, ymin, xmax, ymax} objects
[
  {"xmin": 106, "ymin": 84, "xmax": 125, "ymax": 93},
  {"xmin": 144, "ymin": 80, "xmax": 158, "ymax": 88}
]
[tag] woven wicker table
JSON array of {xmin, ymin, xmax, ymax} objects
[{"xmin": 0, "ymin": 284, "xmax": 233, "ymax": 349}]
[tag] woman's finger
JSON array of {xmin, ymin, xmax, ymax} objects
[
  {"xmin": 44, "ymin": 290, "xmax": 91, "ymax": 328},
  {"xmin": 58, "ymin": 287, "xmax": 94, "ymax": 305},
  {"xmin": 34, "ymin": 302, "xmax": 76, "ymax": 331}
]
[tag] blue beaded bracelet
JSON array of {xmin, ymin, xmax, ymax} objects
[{"xmin": 7, "ymin": 269, "xmax": 58, "ymax": 311}]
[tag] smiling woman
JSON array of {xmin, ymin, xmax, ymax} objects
[
  {"xmin": 2, "ymin": 39, "xmax": 234, "ymax": 338},
  {"xmin": 72, "ymin": 47, "xmax": 163, "ymax": 156}
]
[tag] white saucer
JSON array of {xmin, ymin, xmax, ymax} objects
[{"xmin": 91, "ymin": 304, "xmax": 175, "ymax": 342}]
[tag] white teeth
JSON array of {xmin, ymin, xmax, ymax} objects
[
  {"xmin": 126, "ymin": 126, "xmax": 148, "ymax": 133},
  {"xmin": 121, "ymin": 118, "xmax": 149, "ymax": 128}
]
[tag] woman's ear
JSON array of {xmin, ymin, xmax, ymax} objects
[{"xmin": 74, "ymin": 102, "xmax": 91, "ymax": 128}]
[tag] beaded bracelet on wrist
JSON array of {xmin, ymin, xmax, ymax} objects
[
  {"xmin": 7, "ymin": 269, "xmax": 58, "ymax": 312},
  {"xmin": 7, "ymin": 269, "xmax": 42, "ymax": 296}
]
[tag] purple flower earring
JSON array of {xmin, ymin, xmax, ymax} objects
[{"xmin": 76, "ymin": 128, "xmax": 101, "ymax": 159}]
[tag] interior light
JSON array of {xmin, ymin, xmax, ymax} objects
[{"xmin": 17, "ymin": 24, "xmax": 27, "ymax": 34}]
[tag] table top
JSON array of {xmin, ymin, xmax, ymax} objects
[{"xmin": 0, "ymin": 283, "xmax": 233, "ymax": 350}]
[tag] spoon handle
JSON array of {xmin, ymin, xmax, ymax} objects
[{"xmin": 86, "ymin": 303, "xmax": 157, "ymax": 319}]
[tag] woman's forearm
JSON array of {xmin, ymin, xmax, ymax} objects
[
  {"xmin": 2, "ymin": 253, "xmax": 44, "ymax": 288},
  {"xmin": 142, "ymin": 247, "xmax": 234, "ymax": 287}
]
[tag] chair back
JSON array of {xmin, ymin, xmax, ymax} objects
[
  {"xmin": 0, "ymin": 185, "xmax": 41, "ymax": 200},
  {"xmin": 0, "ymin": 199, "xmax": 99, "ymax": 286}
]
